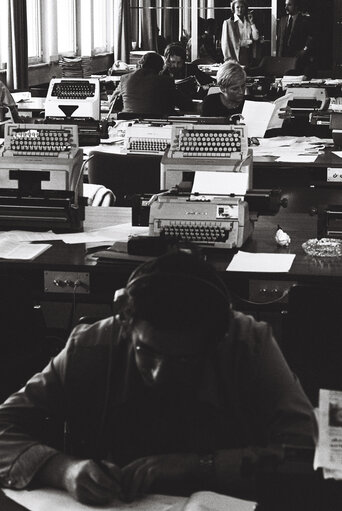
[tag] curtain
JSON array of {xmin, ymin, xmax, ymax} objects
[
  {"xmin": 141, "ymin": 0, "xmax": 158, "ymax": 50},
  {"xmin": 162, "ymin": 0, "xmax": 180, "ymax": 46},
  {"xmin": 114, "ymin": 0, "xmax": 132, "ymax": 63},
  {"xmin": 7, "ymin": 0, "xmax": 28, "ymax": 90}
]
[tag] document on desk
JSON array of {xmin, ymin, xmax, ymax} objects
[
  {"xmin": 226, "ymin": 251, "xmax": 295, "ymax": 273},
  {"xmin": 3, "ymin": 488, "xmax": 184, "ymax": 511},
  {"xmin": 0, "ymin": 224, "xmax": 149, "ymax": 244},
  {"xmin": 3, "ymin": 489, "xmax": 256, "ymax": 511},
  {"xmin": 0, "ymin": 239, "xmax": 51, "ymax": 260}
]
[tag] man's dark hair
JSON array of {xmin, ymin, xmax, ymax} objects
[
  {"xmin": 139, "ymin": 51, "xmax": 164, "ymax": 73},
  {"xmin": 118, "ymin": 252, "xmax": 232, "ymax": 342},
  {"xmin": 164, "ymin": 43, "xmax": 186, "ymax": 63}
]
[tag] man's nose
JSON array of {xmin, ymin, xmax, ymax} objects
[{"xmin": 150, "ymin": 358, "xmax": 170, "ymax": 384}]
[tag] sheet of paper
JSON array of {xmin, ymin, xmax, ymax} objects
[
  {"xmin": 0, "ymin": 239, "xmax": 51, "ymax": 260},
  {"xmin": 0, "ymin": 224, "xmax": 149, "ymax": 244},
  {"xmin": 183, "ymin": 491, "xmax": 256, "ymax": 511},
  {"xmin": 275, "ymin": 154, "xmax": 318, "ymax": 162},
  {"xmin": 267, "ymin": 93, "xmax": 293, "ymax": 131},
  {"xmin": 242, "ymin": 100, "xmax": 275, "ymax": 138},
  {"xmin": 227, "ymin": 251, "xmax": 295, "ymax": 273},
  {"xmin": 3, "ymin": 488, "xmax": 184, "ymax": 511},
  {"xmin": 192, "ymin": 171, "xmax": 249, "ymax": 196},
  {"xmin": 332, "ymin": 151, "xmax": 342, "ymax": 158}
]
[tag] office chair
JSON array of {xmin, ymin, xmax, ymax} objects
[
  {"xmin": 87, "ymin": 151, "xmax": 162, "ymax": 207},
  {"xmin": 282, "ymin": 284, "xmax": 342, "ymax": 407},
  {"xmin": 248, "ymin": 56, "xmax": 298, "ymax": 77}
]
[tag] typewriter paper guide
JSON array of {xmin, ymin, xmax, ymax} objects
[{"xmin": 191, "ymin": 170, "xmax": 249, "ymax": 197}]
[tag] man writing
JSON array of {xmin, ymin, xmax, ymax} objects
[{"xmin": 0, "ymin": 252, "xmax": 316, "ymax": 505}]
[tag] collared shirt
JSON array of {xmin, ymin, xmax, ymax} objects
[{"xmin": 233, "ymin": 13, "xmax": 259, "ymax": 44}]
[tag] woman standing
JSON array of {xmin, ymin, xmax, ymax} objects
[{"xmin": 221, "ymin": 0, "xmax": 259, "ymax": 66}]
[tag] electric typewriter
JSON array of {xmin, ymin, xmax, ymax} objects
[
  {"xmin": 124, "ymin": 123, "xmax": 172, "ymax": 155},
  {"xmin": 144, "ymin": 123, "xmax": 283, "ymax": 249},
  {"xmin": 45, "ymin": 78, "xmax": 102, "ymax": 145},
  {"xmin": 0, "ymin": 123, "xmax": 86, "ymax": 232}
]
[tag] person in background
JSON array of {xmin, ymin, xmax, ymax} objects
[
  {"xmin": 161, "ymin": 43, "xmax": 213, "ymax": 97},
  {"xmin": 0, "ymin": 80, "xmax": 21, "ymax": 123},
  {"xmin": 0, "ymin": 251, "xmax": 316, "ymax": 506},
  {"xmin": 221, "ymin": 0, "xmax": 259, "ymax": 66},
  {"xmin": 276, "ymin": 0, "xmax": 315, "ymax": 77},
  {"xmin": 112, "ymin": 52, "xmax": 180, "ymax": 117},
  {"xmin": 201, "ymin": 59, "xmax": 246, "ymax": 117}
]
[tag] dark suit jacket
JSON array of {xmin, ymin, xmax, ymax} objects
[{"xmin": 277, "ymin": 13, "xmax": 313, "ymax": 58}]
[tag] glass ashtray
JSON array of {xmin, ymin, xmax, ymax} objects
[{"xmin": 302, "ymin": 238, "xmax": 342, "ymax": 257}]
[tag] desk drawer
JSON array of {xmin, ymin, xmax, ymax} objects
[{"xmin": 249, "ymin": 279, "xmax": 297, "ymax": 304}]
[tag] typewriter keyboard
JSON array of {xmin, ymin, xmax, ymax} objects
[
  {"xmin": 128, "ymin": 138, "xmax": 169, "ymax": 153},
  {"xmin": 51, "ymin": 81, "xmax": 96, "ymax": 99},
  {"xmin": 9, "ymin": 128, "xmax": 72, "ymax": 157},
  {"xmin": 161, "ymin": 222, "xmax": 230, "ymax": 243},
  {"xmin": 178, "ymin": 128, "xmax": 242, "ymax": 157}
]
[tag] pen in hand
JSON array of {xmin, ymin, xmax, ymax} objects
[{"xmin": 94, "ymin": 459, "xmax": 123, "ymax": 499}]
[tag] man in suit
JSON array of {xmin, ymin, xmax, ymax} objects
[{"xmin": 277, "ymin": 0, "xmax": 314, "ymax": 75}]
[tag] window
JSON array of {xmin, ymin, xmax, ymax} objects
[
  {"xmin": 0, "ymin": 0, "xmax": 9, "ymax": 68},
  {"xmin": 57, "ymin": 0, "xmax": 76, "ymax": 55},
  {"xmin": 93, "ymin": 0, "xmax": 108, "ymax": 53},
  {"xmin": 27, "ymin": 0, "xmax": 41, "ymax": 63}
]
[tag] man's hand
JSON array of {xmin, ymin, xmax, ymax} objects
[
  {"xmin": 37, "ymin": 454, "xmax": 122, "ymax": 506},
  {"xmin": 121, "ymin": 453, "xmax": 199, "ymax": 502},
  {"xmin": 63, "ymin": 459, "xmax": 122, "ymax": 505}
]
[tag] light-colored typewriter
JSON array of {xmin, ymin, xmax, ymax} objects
[
  {"xmin": 0, "ymin": 123, "xmax": 85, "ymax": 232},
  {"xmin": 124, "ymin": 123, "xmax": 172, "ymax": 155},
  {"xmin": 149, "ymin": 123, "xmax": 255, "ymax": 249}
]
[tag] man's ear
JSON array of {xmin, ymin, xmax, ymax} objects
[{"xmin": 113, "ymin": 288, "xmax": 129, "ymax": 322}]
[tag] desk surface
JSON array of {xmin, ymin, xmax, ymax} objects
[{"xmin": 1, "ymin": 207, "xmax": 341, "ymax": 296}]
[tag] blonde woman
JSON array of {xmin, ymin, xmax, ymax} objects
[{"xmin": 221, "ymin": 0, "xmax": 259, "ymax": 66}]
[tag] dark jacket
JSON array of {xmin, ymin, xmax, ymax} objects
[
  {"xmin": 277, "ymin": 13, "xmax": 314, "ymax": 59},
  {"xmin": 0, "ymin": 312, "xmax": 316, "ymax": 492},
  {"xmin": 118, "ymin": 68, "xmax": 177, "ymax": 116}
]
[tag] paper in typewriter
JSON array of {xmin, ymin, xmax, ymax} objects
[
  {"xmin": 314, "ymin": 389, "xmax": 342, "ymax": 479},
  {"xmin": 191, "ymin": 171, "xmax": 249, "ymax": 197}
]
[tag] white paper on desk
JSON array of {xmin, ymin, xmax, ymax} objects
[
  {"xmin": 0, "ymin": 239, "xmax": 51, "ymax": 260},
  {"xmin": 3, "ymin": 488, "xmax": 184, "ymax": 511},
  {"xmin": 192, "ymin": 171, "xmax": 248, "ymax": 196},
  {"xmin": 183, "ymin": 491, "xmax": 256, "ymax": 511},
  {"xmin": 242, "ymin": 100, "xmax": 274, "ymax": 138},
  {"xmin": 0, "ymin": 224, "xmax": 149, "ymax": 244},
  {"xmin": 227, "ymin": 251, "xmax": 295, "ymax": 273},
  {"xmin": 332, "ymin": 151, "xmax": 342, "ymax": 158},
  {"xmin": 12, "ymin": 91, "xmax": 31, "ymax": 102},
  {"xmin": 275, "ymin": 154, "xmax": 318, "ymax": 163}
]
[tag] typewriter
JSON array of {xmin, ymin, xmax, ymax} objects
[
  {"xmin": 124, "ymin": 123, "xmax": 172, "ymax": 155},
  {"xmin": 45, "ymin": 78, "xmax": 102, "ymax": 145},
  {"xmin": 0, "ymin": 123, "xmax": 85, "ymax": 232}
]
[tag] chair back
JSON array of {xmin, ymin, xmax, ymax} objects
[
  {"xmin": 87, "ymin": 151, "xmax": 161, "ymax": 207},
  {"xmin": 258, "ymin": 56, "xmax": 298, "ymax": 77}
]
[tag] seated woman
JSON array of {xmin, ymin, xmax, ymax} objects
[
  {"xmin": 201, "ymin": 60, "xmax": 246, "ymax": 117},
  {"xmin": 113, "ymin": 52, "xmax": 179, "ymax": 118}
]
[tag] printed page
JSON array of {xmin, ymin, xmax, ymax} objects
[
  {"xmin": 0, "ymin": 239, "xmax": 51, "ymax": 260},
  {"xmin": 314, "ymin": 389, "xmax": 342, "ymax": 479},
  {"xmin": 3, "ymin": 488, "xmax": 185, "ymax": 511},
  {"xmin": 267, "ymin": 93, "xmax": 293, "ymax": 131}
]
